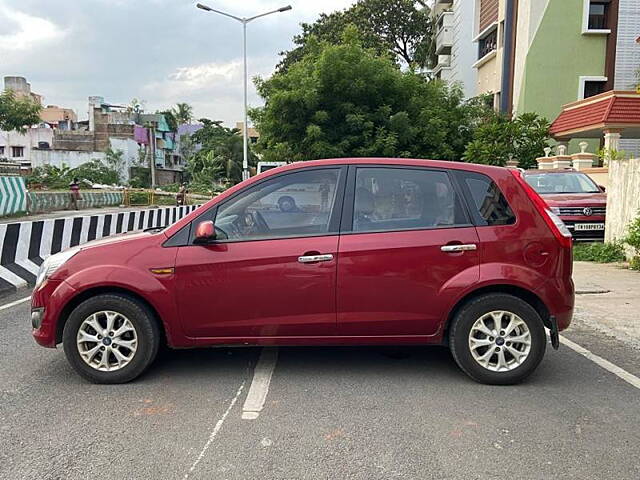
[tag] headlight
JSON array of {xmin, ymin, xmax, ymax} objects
[
  {"xmin": 35, "ymin": 249, "xmax": 79, "ymax": 289},
  {"xmin": 550, "ymin": 207, "xmax": 562, "ymax": 215}
]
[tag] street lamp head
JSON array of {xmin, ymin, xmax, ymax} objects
[
  {"xmin": 196, "ymin": 3, "xmax": 213, "ymax": 12},
  {"xmin": 278, "ymin": 5, "xmax": 293, "ymax": 12}
]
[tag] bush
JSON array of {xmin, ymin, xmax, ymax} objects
[
  {"xmin": 629, "ymin": 256, "xmax": 640, "ymax": 271},
  {"xmin": 624, "ymin": 211, "xmax": 640, "ymax": 252},
  {"xmin": 573, "ymin": 242, "xmax": 626, "ymax": 263},
  {"xmin": 28, "ymin": 161, "xmax": 120, "ymax": 189}
]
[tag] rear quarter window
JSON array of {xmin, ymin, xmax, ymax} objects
[{"xmin": 455, "ymin": 171, "xmax": 516, "ymax": 226}]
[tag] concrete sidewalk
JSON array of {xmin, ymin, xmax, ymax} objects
[{"xmin": 572, "ymin": 261, "xmax": 640, "ymax": 348}]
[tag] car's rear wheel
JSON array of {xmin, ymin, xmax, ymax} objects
[
  {"xmin": 62, "ymin": 294, "xmax": 160, "ymax": 384},
  {"xmin": 449, "ymin": 293, "xmax": 546, "ymax": 385}
]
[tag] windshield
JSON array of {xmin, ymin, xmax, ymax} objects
[{"xmin": 524, "ymin": 172, "xmax": 600, "ymax": 194}]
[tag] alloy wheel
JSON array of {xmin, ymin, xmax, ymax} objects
[
  {"xmin": 76, "ymin": 311, "xmax": 138, "ymax": 372},
  {"xmin": 468, "ymin": 310, "xmax": 532, "ymax": 372}
]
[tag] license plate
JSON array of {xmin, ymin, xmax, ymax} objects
[{"xmin": 574, "ymin": 223, "xmax": 605, "ymax": 231}]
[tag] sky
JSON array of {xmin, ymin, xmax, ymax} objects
[{"xmin": 0, "ymin": 0, "xmax": 357, "ymax": 126}]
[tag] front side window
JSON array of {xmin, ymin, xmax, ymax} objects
[
  {"xmin": 352, "ymin": 167, "xmax": 468, "ymax": 233},
  {"xmin": 214, "ymin": 168, "xmax": 340, "ymax": 241},
  {"xmin": 525, "ymin": 172, "xmax": 600, "ymax": 194},
  {"xmin": 456, "ymin": 171, "xmax": 516, "ymax": 226}
]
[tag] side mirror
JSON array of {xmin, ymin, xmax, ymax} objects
[
  {"xmin": 194, "ymin": 220, "xmax": 216, "ymax": 244},
  {"xmin": 599, "ymin": 185, "xmax": 606, "ymax": 193}
]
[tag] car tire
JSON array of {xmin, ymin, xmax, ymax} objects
[
  {"xmin": 62, "ymin": 294, "xmax": 160, "ymax": 384},
  {"xmin": 449, "ymin": 293, "xmax": 547, "ymax": 385}
]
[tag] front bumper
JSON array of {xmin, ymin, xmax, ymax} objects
[
  {"xmin": 31, "ymin": 279, "xmax": 78, "ymax": 348},
  {"xmin": 560, "ymin": 216, "xmax": 606, "ymax": 242}
]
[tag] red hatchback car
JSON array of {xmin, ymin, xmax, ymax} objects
[{"xmin": 31, "ymin": 159, "xmax": 574, "ymax": 385}]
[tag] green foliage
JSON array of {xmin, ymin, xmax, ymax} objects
[
  {"xmin": 129, "ymin": 167, "xmax": 151, "ymax": 189},
  {"xmin": 278, "ymin": 0, "xmax": 435, "ymax": 71},
  {"xmin": 253, "ymin": 30, "xmax": 489, "ymax": 164},
  {"xmin": 597, "ymin": 148, "xmax": 627, "ymax": 163},
  {"xmin": 186, "ymin": 119, "xmax": 257, "ymax": 186},
  {"xmin": 27, "ymin": 160, "xmax": 121, "ymax": 189},
  {"xmin": 624, "ymin": 212, "xmax": 640, "ymax": 269},
  {"xmin": 173, "ymin": 103, "xmax": 194, "ymax": 125},
  {"xmin": 573, "ymin": 242, "xmax": 626, "ymax": 263},
  {"xmin": 463, "ymin": 112, "xmax": 551, "ymax": 169},
  {"xmin": 0, "ymin": 89, "xmax": 42, "ymax": 133}
]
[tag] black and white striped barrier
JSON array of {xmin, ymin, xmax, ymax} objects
[{"xmin": 0, "ymin": 205, "xmax": 200, "ymax": 295}]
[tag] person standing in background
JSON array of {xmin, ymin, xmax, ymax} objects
[{"xmin": 69, "ymin": 178, "xmax": 81, "ymax": 210}]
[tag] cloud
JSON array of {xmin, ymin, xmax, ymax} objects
[
  {"xmin": 1, "ymin": 0, "xmax": 357, "ymax": 125},
  {"xmin": 0, "ymin": 3, "xmax": 66, "ymax": 51}
]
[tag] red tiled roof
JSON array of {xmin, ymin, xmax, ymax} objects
[{"xmin": 550, "ymin": 92, "xmax": 640, "ymax": 137}]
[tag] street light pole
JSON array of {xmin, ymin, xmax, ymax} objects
[
  {"xmin": 196, "ymin": 3, "xmax": 292, "ymax": 181},
  {"xmin": 243, "ymin": 21, "xmax": 248, "ymax": 180}
]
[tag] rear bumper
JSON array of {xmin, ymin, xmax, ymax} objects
[
  {"xmin": 536, "ymin": 276, "xmax": 575, "ymax": 332},
  {"xmin": 31, "ymin": 279, "xmax": 77, "ymax": 348}
]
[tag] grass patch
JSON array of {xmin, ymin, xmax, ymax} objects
[{"xmin": 573, "ymin": 242, "xmax": 626, "ymax": 263}]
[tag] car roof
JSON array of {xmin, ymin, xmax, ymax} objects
[
  {"xmin": 522, "ymin": 169, "xmax": 578, "ymax": 175},
  {"xmin": 266, "ymin": 157, "xmax": 511, "ymax": 176}
]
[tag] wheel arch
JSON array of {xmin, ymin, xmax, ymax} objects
[
  {"xmin": 442, "ymin": 284, "xmax": 551, "ymax": 342},
  {"xmin": 55, "ymin": 286, "xmax": 169, "ymax": 347}
]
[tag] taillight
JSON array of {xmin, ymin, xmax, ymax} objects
[{"xmin": 509, "ymin": 170, "xmax": 573, "ymax": 249}]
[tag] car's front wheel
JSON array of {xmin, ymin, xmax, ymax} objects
[
  {"xmin": 62, "ymin": 294, "xmax": 160, "ymax": 384},
  {"xmin": 449, "ymin": 293, "xmax": 547, "ymax": 385}
]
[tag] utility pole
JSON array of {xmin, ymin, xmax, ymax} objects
[
  {"xmin": 149, "ymin": 126, "xmax": 156, "ymax": 188},
  {"xmin": 196, "ymin": 3, "xmax": 292, "ymax": 181}
]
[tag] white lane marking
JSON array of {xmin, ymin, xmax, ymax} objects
[
  {"xmin": 0, "ymin": 296, "xmax": 31, "ymax": 311},
  {"xmin": 560, "ymin": 335, "xmax": 640, "ymax": 390},
  {"xmin": 184, "ymin": 382, "xmax": 245, "ymax": 479},
  {"xmin": 242, "ymin": 348, "xmax": 279, "ymax": 420}
]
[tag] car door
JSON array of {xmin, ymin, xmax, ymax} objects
[
  {"xmin": 336, "ymin": 165, "xmax": 480, "ymax": 337},
  {"xmin": 175, "ymin": 166, "xmax": 346, "ymax": 338}
]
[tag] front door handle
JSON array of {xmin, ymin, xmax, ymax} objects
[
  {"xmin": 298, "ymin": 254, "xmax": 334, "ymax": 264},
  {"xmin": 441, "ymin": 244, "xmax": 477, "ymax": 253}
]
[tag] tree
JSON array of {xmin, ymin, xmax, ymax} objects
[
  {"xmin": 186, "ymin": 119, "xmax": 257, "ymax": 186},
  {"xmin": 278, "ymin": 0, "xmax": 435, "ymax": 72},
  {"xmin": 173, "ymin": 103, "xmax": 194, "ymax": 125},
  {"xmin": 126, "ymin": 98, "xmax": 145, "ymax": 114},
  {"xmin": 463, "ymin": 112, "xmax": 551, "ymax": 169},
  {"xmin": 252, "ymin": 29, "xmax": 489, "ymax": 164},
  {"xmin": 157, "ymin": 109, "xmax": 178, "ymax": 131},
  {"xmin": 0, "ymin": 90, "xmax": 42, "ymax": 133}
]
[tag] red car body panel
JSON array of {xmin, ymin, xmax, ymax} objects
[
  {"xmin": 31, "ymin": 158, "xmax": 574, "ymax": 349},
  {"xmin": 175, "ymin": 236, "xmax": 339, "ymax": 338}
]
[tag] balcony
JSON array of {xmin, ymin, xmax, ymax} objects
[{"xmin": 435, "ymin": 11, "xmax": 454, "ymax": 55}]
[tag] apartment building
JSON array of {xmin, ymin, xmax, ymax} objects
[
  {"xmin": 472, "ymin": 0, "xmax": 639, "ymax": 155},
  {"xmin": 432, "ymin": 0, "xmax": 477, "ymax": 98},
  {"xmin": 473, "ymin": 1, "xmax": 639, "ymax": 112}
]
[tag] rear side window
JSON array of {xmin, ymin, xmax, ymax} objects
[
  {"xmin": 352, "ymin": 167, "xmax": 469, "ymax": 233},
  {"xmin": 456, "ymin": 171, "xmax": 516, "ymax": 226}
]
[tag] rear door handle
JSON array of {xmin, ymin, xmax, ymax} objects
[
  {"xmin": 441, "ymin": 244, "xmax": 477, "ymax": 253},
  {"xmin": 298, "ymin": 254, "xmax": 334, "ymax": 263}
]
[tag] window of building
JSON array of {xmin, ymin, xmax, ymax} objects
[
  {"xmin": 11, "ymin": 146, "xmax": 24, "ymax": 158},
  {"xmin": 584, "ymin": 81, "xmax": 606, "ymax": 98},
  {"xmin": 352, "ymin": 167, "xmax": 468, "ymax": 233},
  {"xmin": 588, "ymin": 1, "xmax": 608, "ymax": 30},
  {"xmin": 478, "ymin": 28, "xmax": 498, "ymax": 60},
  {"xmin": 455, "ymin": 171, "xmax": 516, "ymax": 226},
  {"xmin": 0, "ymin": 146, "xmax": 5, "ymax": 156},
  {"xmin": 579, "ymin": 76, "xmax": 608, "ymax": 99}
]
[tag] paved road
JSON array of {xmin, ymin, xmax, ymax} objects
[{"xmin": 1, "ymin": 289, "xmax": 639, "ymax": 480}]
